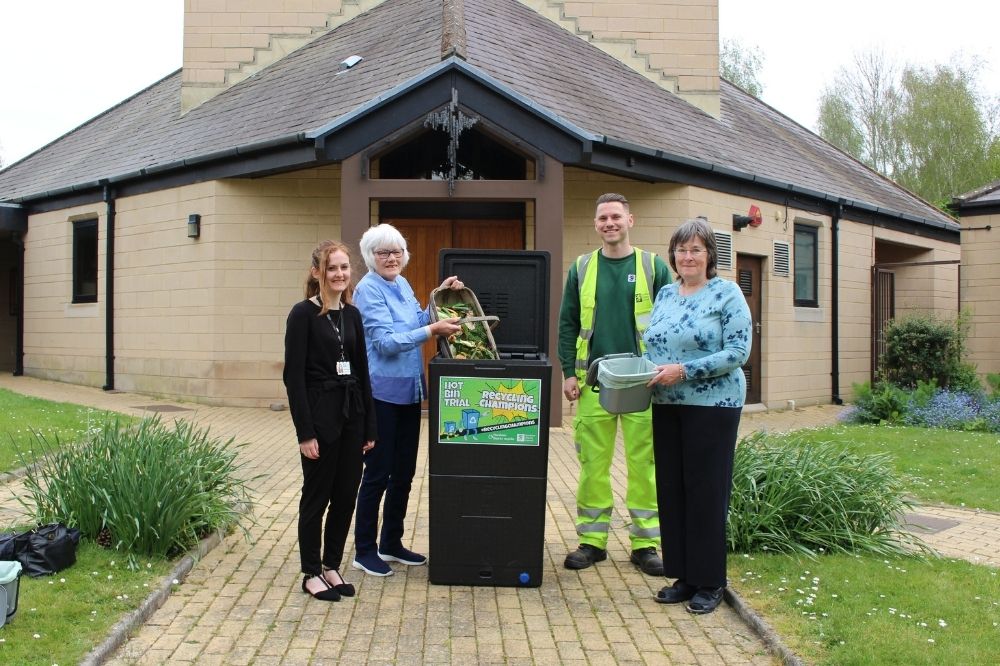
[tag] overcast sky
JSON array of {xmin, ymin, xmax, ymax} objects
[{"xmin": 1, "ymin": 1, "xmax": 998, "ymax": 166}]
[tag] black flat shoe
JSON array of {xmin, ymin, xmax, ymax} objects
[
  {"xmin": 654, "ymin": 579, "xmax": 697, "ymax": 604},
  {"xmin": 302, "ymin": 574, "xmax": 341, "ymax": 602},
  {"xmin": 686, "ymin": 587, "xmax": 724, "ymax": 614},
  {"xmin": 323, "ymin": 568, "xmax": 355, "ymax": 597}
]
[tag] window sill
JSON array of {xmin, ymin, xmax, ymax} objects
[{"xmin": 793, "ymin": 307, "xmax": 824, "ymax": 322}]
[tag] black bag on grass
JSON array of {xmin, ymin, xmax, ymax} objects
[
  {"xmin": 15, "ymin": 524, "xmax": 81, "ymax": 577},
  {"xmin": 0, "ymin": 531, "xmax": 23, "ymax": 560}
]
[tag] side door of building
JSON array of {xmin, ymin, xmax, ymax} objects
[{"xmin": 736, "ymin": 254, "xmax": 762, "ymax": 404}]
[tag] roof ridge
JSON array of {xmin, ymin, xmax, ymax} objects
[
  {"xmin": 953, "ymin": 178, "xmax": 1000, "ymax": 203},
  {"xmin": 442, "ymin": 0, "xmax": 467, "ymax": 60}
]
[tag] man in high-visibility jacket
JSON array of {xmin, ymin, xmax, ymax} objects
[{"xmin": 558, "ymin": 193, "xmax": 672, "ymax": 576}]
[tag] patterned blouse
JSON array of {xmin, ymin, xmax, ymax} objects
[{"xmin": 642, "ymin": 277, "xmax": 753, "ymax": 407}]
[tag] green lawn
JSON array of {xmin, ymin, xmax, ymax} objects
[
  {"xmin": 731, "ymin": 552, "xmax": 1000, "ymax": 665},
  {"xmin": 782, "ymin": 424, "xmax": 999, "ymax": 511},
  {"xmin": 0, "ymin": 538, "xmax": 173, "ymax": 666},
  {"xmin": 0, "ymin": 388, "xmax": 122, "ymax": 474},
  {"xmin": 729, "ymin": 423, "xmax": 1000, "ymax": 664}
]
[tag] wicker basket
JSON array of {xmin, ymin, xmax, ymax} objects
[{"xmin": 429, "ymin": 286, "xmax": 500, "ymax": 359}]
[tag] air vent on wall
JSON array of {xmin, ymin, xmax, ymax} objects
[
  {"xmin": 714, "ymin": 230, "xmax": 733, "ymax": 271},
  {"xmin": 773, "ymin": 241, "xmax": 790, "ymax": 276}
]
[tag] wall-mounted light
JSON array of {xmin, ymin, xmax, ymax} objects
[
  {"xmin": 732, "ymin": 205, "xmax": 762, "ymax": 231},
  {"xmin": 187, "ymin": 214, "xmax": 201, "ymax": 238}
]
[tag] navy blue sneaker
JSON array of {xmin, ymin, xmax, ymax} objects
[
  {"xmin": 352, "ymin": 551, "xmax": 393, "ymax": 576},
  {"xmin": 378, "ymin": 546, "xmax": 427, "ymax": 566}
]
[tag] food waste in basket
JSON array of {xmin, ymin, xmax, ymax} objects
[
  {"xmin": 431, "ymin": 286, "xmax": 499, "ymax": 360},
  {"xmin": 593, "ymin": 355, "xmax": 657, "ymax": 414}
]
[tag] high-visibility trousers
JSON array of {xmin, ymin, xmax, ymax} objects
[{"xmin": 572, "ymin": 385, "xmax": 660, "ymax": 550}]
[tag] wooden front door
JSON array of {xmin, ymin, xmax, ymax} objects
[
  {"xmin": 736, "ymin": 254, "xmax": 762, "ymax": 404},
  {"xmin": 384, "ymin": 218, "xmax": 524, "ymax": 376}
]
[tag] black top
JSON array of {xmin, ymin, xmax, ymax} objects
[{"xmin": 283, "ymin": 299, "xmax": 377, "ymax": 444}]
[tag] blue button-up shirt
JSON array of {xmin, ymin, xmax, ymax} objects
[{"xmin": 354, "ymin": 271, "xmax": 431, "ymax": 405}]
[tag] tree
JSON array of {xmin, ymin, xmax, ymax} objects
[
  {"xmin": 816, "ymin": 94, "xmax": 863, "ymax": 159},
  {"xmin": 720, "ymin": 39, "xmax": 764, "ymax": 97},
  {"xmin": 817, "ymin": 51, "xmax": 1000, "ymax": 208},
  {"xmin": 894, "ymin": 63, "xmax": 996, "ymax": 206},
  {"xmin": 818, "ymin": 49, "xmax": 901, "ymax": 175}
]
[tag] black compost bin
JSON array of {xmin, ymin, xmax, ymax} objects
[{"xmin": 428, "ymin": 249, "xmax": 551, "ymax": 587}]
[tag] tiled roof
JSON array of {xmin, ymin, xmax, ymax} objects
[
  {"xmin": 954, "ymin": 179, "xmax": 1000, "ymax": 206},
  {"xmin": 0, "ymin": 0, "xmax": 956, "ymax": 230}
]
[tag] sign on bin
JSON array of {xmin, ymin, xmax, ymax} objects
[
  {"xmin": 596, "ymin": 356, "xmax": 657, "ymax": 414},
  {"xmin": 437, "ymin": 376, "xmax": 542, "ymax": 445}
]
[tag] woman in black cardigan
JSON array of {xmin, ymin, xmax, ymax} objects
[{"xmin": 283, "ymin": 240, "xmax": 377, "ymax": 601}]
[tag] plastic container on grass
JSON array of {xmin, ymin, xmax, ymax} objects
[
  {"xmin": 596, "ymin": 355, "xmax": 657, "ymax": 414},
  {"xmin": 0, "ymin": 560, "xmax": 22, "ymax": 628}
]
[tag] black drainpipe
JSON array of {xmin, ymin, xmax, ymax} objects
[
  {"xmin": 830, "ymin": 202, "xmax": 843, "ymax": 405},
  {"xmin": 13, "ymin": 230, "xmax": 24, "ymax": 376},
  {"xmin": 102, "ymin": 185, "xmax": 115, "ymax": 391}
]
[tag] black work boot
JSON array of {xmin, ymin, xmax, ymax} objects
[
  {"xmin": 563, "ymin": 544, "xmax": 608, "ymax": 569},
  {"xmin": 629, "ymin": 547, "xmax": 664, "ymax": 576}
]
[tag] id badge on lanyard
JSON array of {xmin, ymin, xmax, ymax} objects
[{"xmin": 327, "ymin": 310, "xmax": 351, "ymax": 376}]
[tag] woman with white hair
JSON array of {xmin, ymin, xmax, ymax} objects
[{"xmin": 351, "ymin": 223, "xmax": 463, "ymax": 576}]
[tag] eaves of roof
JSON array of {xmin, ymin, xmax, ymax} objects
[{"xmin": 953, "ymin": 179, "xmax": 1000, "ymax": 210}]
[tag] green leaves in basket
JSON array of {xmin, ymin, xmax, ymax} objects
[{"xmin": 437, "ymin": 304, "xmax": 497, "ymax": 360}]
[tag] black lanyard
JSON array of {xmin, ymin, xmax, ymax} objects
[{"xmin": 326, "ymin": 308, "xmax": 348, "ymax": 362}]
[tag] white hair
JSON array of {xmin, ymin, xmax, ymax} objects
[{"xmin": 359, "ymin": 223, "xmax": 411, "ymax": 272}]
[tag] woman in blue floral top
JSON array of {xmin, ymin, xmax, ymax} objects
[{"xmin": 643, "ymin": 217, "xmax": 752, "ymax": 614}]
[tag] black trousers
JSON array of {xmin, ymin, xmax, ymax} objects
[
  {"xmin": 652, "ymin": 403, "xmax": 741, "ymax": 589},
  {"xmin": 354, "ymin": 399, "xmax": 421, "ymax": 556},
  {"xmin": 298, "ymin": 387, "xmax": 365, "ymax": 576}
]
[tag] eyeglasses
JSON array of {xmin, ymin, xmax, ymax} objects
[
  {"xmin": 674, "ymin": 247, "xmax": 706, "ymax": 257},
  {"xmin": 374, "ymin": 249, "xmax": 403, "ymax": 259}
]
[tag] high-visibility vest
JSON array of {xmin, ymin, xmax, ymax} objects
[{"xmin": 574, "ymin": 249, "xmax": 656, "ymax": 377}]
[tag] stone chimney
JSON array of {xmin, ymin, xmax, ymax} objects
[
  {"xmin": 520, "ymin": 0, "xmax": 720, "ymax": 118},
  {"xmin": 180, "ymin": 0, "xmax": 385, "ymax": 114}
]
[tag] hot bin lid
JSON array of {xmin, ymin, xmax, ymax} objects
[{"xmin": 439, "ymin": 249, "xmax": 550, "ymax": 358}]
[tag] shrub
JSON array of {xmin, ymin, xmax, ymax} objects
[
  {"xmin": 987, "ymin": 373, "xmax": 1000, "ymax": 399},
  {"xmin": 18, "ymin": 416, "xmax": 254, "ymax": 560},
  {"xmin": 880, "ymin": 312, "xmax": 970, "ymax": 389},
  {"xmin": 908, "ymin": 378, "xmax": 938, "ymax": 409},
  {"xmin": 949, "ymin": 361, "xmax": 984, "ymax": 394},
  {"xmin": 846, "ymin": 381, "xmax": 909, "ymax": 424},
  {"xmin": 728, "ymin": 432, "xmax": 924, "ymax": 557}
]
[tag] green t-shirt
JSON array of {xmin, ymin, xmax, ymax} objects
[{"xmin": 557, "ymin": 250, "xmax": 671, "ymax": 378}]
